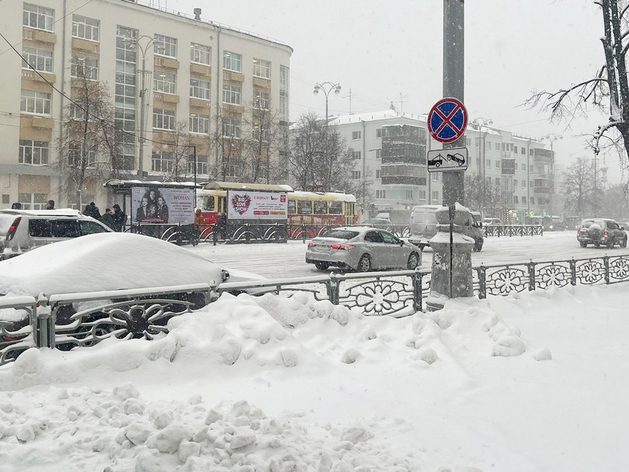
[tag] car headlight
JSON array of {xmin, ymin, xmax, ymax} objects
[{"xmin": 221, "ymin": 270, "xmax": 230, "ymax": 282}]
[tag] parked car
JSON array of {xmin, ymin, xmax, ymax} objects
[
  {"xmin": 306, "ymin": 226, "xmax": 421, "ymax": 272},
  {"xmin": 362, "ymin": 217, "xmax": 392, "ymax": 228},
  {"xmin": 576, "ymin": 218, "xmax": 628, "ymax": 248},
  {"xmin": 482, "ymin": 217, "xmax": 503, "ymax": 226},
  {"xmin": 0, "ymin": 209, "xmax": 112, "ymax": 259},
  {"xmin": 408, "ymin": 205, "xmax": 484, "ymax": 252}
]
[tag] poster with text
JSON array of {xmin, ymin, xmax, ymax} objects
[
  {"xmin": 131, "ymin": 187, "xmax": 195, "ymax": 225},
  {"xmin": 227, "ymin": 190, "xmax": 288, "ymax": 220}
]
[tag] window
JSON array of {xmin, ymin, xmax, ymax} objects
[
  {"xmin": 495, "ymin": 177, "xmax": 500, "ymax": 186},
  {"xmin": 189, "ymin": 154, "xmax": 208, "ymax": 175},
  {"xmin": 190, "ymin": 43, "xmax": 210, "ymax": 65},
  {"xmin": 153, "ymin": 108, "xmax": 175, "ymax": 130},
  {"xmin": 71, "ymin": 56, "xmax": 98, "ymax": 80},
  {"xmin": 514, "ymin": 196, "xmax": 519, "ymax": 204},
  {"xmin": 432, "ymin": 173, "xmax": 439, "ymax": 181},
  {"xmin": 20, "ymin": 90, "xmax": 51, "ymax": 115},
  {"xmin": 190, "ymin": 78, "xmax": 210, "ymax": 100},
  {"xmin": 154, "ymin": 71, "xmax": 177, "ymax": 94},
  {"xmin": 297, "ymin": 200, "xmax": 312, "ymax": 215},
  {"xmin": 189, "ymin": 114, "xmax": 209, "ymax": 134},
  {"xmin": 522, "ymin": 196, "xmax": 527, "ymax": 203},
  {"xmin": 22, "ymin": 46, "xmax": 52, "ymax": 72},
  {"xmin": 353, "ymin": 151, "xmax": 361, "ymax": 160},
  {"xmin": 19, "ymin": 140, "xmax": 49, "ymax": 165},
  {"xmin": 405, "ymin": 189, "xmax": 413, "ymax": 199},
  {"xmin": 314, "ymin": 201, "xmax": 327, "ymax": 215},
  {"xmin": 513, "ymin": 146, "xmax": 518, "ymax": 154},
  {"xmin": 522, "ymin": 163, "xmax": 526, "ymax": 171},
  {"xmin": 419, "ymin": 190, "xmax": 426, "ymax": 200},
  {"xmin": 376, "ymin": 190, "xmax": 386, "ymax": 199},
  {"xmin": 486, "ymin": 159, "xmax": 491, "ymax": 167},
  {"xmin": 255, "ymin": 93, "xmax": 270, "ymax": 110},
  {"xmin": 352, "ymin": 131, "xmax": 362, "ymax": 140},
  {"xmin": 376, "ymin": 170, "xmax": 381, "ymax": 179},
  {"xmin": 486, "ymin": 141, "xmax": 491, "ymax": 150},
  {"xmin": 222, "ymin": 118, "xmax": 241, "ymax": 138},
  {"xmin": 496, "ymin": 160, "xmax": 501, "ymax": 168},
  {"xmin": 253, "ymin": 123, "xmax": 270, "ymax": 142},
  {"xmin": 521, "ymin": 147, "xmax": 526, "ymax": 155},
  {"xmin": 18, "ymin": 193, "xmax": 47, "ymax": 210},
  {"xmin": 377, "ymin": 128, "xmax": 382, "ymax": 138},
  {"xmin": 23, "ymin": 3, "xmax": 53, "ymax": 31},
  {"xmin": 223, "ymin": 84, "xmax": 241, "ymax": 105},
  {"xmin": 352, "ymin": 171, "xmax": 361, "ymax": 180},
  {"xmin": 513, "ymin": 179, "xmax": 518, "ymax": 186},
  {"xmin": 522, "ymin": 180, "xmax": 526, "ymax": 188},
  {"xmin": 72, "ymin": 15, "xmax": 99, "ymax": 41},
  {"xmin": 151, "ymin": 150, "xmax": 174, "ymax": 172},
  {"xmin": 68, "ymin": 143, "xmax": 97, "ymax": 167},
  {"xmin": 253, "ymin": 58, "xmax": 271, "ymax": 79},
  {"xmin": 223, "ymin": 51, "xmax": 242, "ymax": 72},
  {"xmin": 376, "ymin": 149, "xmax": 381, "ymax": 159},
  {"xmin": 154, "ymin": 34, "xmax": 177, "ymax": 58},
  {"xmin": 431, "ymin": 190, "xmax": 439, "ymax": 201}
]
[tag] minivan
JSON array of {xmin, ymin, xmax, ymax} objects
[{"xmin": 408, "ymin": 205, "xmax": 484, "ymax": 252}]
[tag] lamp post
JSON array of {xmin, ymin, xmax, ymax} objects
[
  {"xmin": 313, "ymin": 82, "xmax": 341, "ymax": 125},
  {"xmin": 125, "ymin": 35, "xmax": 163, "ymax": 179},
  {"xmin": 471, "ymin": 117, "xmax": 492, "ymax": 216},
  {"xmin": 542, "ymin": 133, "xmax": 561, "ymax": 216}
]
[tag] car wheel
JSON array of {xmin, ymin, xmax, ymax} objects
[
  {"xmin": 473, "ymin": 239, "xmax": 483, "ymax": 252},
  {"xmin": 622, "ymin": 237, "xmax": 628, "ymax": 248},
  {"xmin": 607, "ymin": 239, "xmax": 614, "ymax": 249},
  {"xmin": 579, "ymin": 241, "xmax": 587, "ymax": 248},
  {"xmin": 357, "ymin": 254, "xmax": 371, "ymax": 272},
  {"xmin": 314, "ymin": 261, "xmax": 329, "ymax": 271},
  {"xmin": 594, "ymin": 241, "xmax": 601, "ymax": 248},
  {"xmin": 407, "ymin": 252, "xmax": 419, "ymax": 270}
]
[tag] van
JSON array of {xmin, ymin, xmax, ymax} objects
[{"xmin": 408, "ymin": 205, "xmax": 484, "ymax": 252}]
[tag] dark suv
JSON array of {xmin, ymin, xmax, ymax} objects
[{"xmin": 576, "ymin": 218, "xmax": 627, "ymax": 248}]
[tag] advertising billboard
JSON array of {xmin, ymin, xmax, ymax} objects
[
  {"xmin": 227, "ymin": 190, "xmax": 288, "ymax": 220},
  {"xmin": 131, "ymin": 187, "xmax": 195, "ymax": 225}
]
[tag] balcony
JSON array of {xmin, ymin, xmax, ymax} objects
[{"xmin": 501, "ymin": 158, "xmax": 516, "ymax": 175}]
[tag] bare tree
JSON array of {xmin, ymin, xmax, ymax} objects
[
  {"xmin": 209, "ymin": 107, "xmax": 245, "ymax": 182},
  {"xmin": 287, "ymin": 112, "xmax": 356, "ymax": 192},
  {"xmin": 57, "ymin": 60, "xmax": 121, "ymax": 208},
  {"xmin": 526, "ymin": 0, "xmax": 629, "ymax": 164},
  {"xmin": 562, "ymin": 157, "xmax": 598, "ymax": 216}
]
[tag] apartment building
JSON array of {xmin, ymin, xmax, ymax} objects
[
  {"xmin": 0, "ymin": 0, "xmax": 292, "ymax": 209},
  {"xmin": 332, "ymin": 111, "xmax": 554, "ymax": 223}
]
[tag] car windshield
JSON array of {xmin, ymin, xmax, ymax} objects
[
  {"xmin": 324, "ymin": 230, "xmax": 359, "ymax": 240},
  {"xmin": 580, "ymin": 220, "xmax": 599, "ymax": 228}
]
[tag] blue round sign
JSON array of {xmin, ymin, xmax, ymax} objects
[{"xmin": 428, "ymin": 97, "xmax": 468, "ymax": 143}]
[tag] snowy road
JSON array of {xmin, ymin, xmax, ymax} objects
[{"xmin": 190, "ymin": 230, "xmax": 629, "ymax": 279}]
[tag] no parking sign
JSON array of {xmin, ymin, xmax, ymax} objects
[{"xmin": 428, "ymin": 97, "xmax": 468, "ymax": 143}]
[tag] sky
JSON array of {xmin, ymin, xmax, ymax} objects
[
  {"xmin": 158, "ymin": 0, "xmax": 623, "ymax": 182},
  {"xmin": 1, "ymin": 245, "xmax": 628, "ymax": 470}
]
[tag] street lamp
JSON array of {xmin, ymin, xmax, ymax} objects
[
  {"xmin": 470, "ymin": 117, "xmax": 492, "ymax": 215},
  {"xmin": 125, "ymin": 35, "xmax": 164, "ymax": 179},
  {"xmin": 542, "ymin": 133, "xmax": 562, "ymax": 216},
  {"xmin": 313, "ymin": 82, "xmax": 341, "ymax": 124}
]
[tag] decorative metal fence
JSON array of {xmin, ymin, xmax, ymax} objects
[
  {"xmin": 2, "ymin": 254, "xmax": 628, "ymax": 366},
  {"xmin": 483, "ymin": 225, "xmax": 544, "ymax": 237}
]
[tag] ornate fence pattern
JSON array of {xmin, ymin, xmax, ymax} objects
[
  {"xmin": 483, "ymin": 225, "xmax": 544, "ymax": 237},
  {"xmin": 2, "ymin": 254, "xmax": 628, "ymax": 366}
]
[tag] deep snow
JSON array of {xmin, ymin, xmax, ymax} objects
[{"xmin": 1, "ymin": 280, "xmax": 628, "ymax": 471}]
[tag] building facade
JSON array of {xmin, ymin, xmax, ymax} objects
[
  {"xmin": 0, "ymin": 0, "xmax": 292, "ymax": 210},
  {"xmin": 332, "ymin": 111, "xmax": 555, "ymax": 224}
]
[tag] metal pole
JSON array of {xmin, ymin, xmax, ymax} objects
[
  {"xmin": 526, "ymin": 139, "xmax": 531, "ymax": 219},
  {"xmin": 193, "ymin": 145, "xmax": 197, "ymax": 206},
  {"xmin": 442, "ymin": 0, "xmax": 465, "ymax": 207},
  {"xmin": 138, "ymin": 53, "xmax": 146, "ymax": 178}
]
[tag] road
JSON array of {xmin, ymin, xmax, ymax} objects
[{"xmin": 189, "ymin": 230, "xmax": 629, "ymax": 279}]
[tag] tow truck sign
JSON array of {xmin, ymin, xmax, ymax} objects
[{"xmin": 427, "ymin": 147, "xmax": 469, "ymax": 172}]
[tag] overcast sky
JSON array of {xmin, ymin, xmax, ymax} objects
[{"xmin": 165, "ymin": 0, "xmax": 620, "ymax": 182}]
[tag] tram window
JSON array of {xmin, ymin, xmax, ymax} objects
[
  {"xmin": 203, "ymin": 196, "xmax": 215, "ymax": 211},
  {"xmin": 297, "ymin": 200, "xmax": 313, "ymax": 214},
  {"xmin": 329, "ymin": 202, "xmax": 342, "ymax": 214},
  {"xmin": 287, "ymin": 199, "xmax": 296, "ymax": 215},
  {"xmin": 314, "ymin": 201, "xmax": 327, "ymax": 214}
]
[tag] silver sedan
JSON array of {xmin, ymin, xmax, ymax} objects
[{"xmin": 305, "ymin": 226, "xmax": 421, "ymax": 272}]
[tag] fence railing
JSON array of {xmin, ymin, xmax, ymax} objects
[
  {"xmin": 483, "ymin": 225, "xmax": 544, "ymax": 237},
  {"xmin": 2, "ymin": 254, "xmax": 628, "ymax": 366}
]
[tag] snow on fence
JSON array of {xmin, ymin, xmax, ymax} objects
[{"xmin": 1, "ymin": 254, "xmax": 628, "ymax": 366}]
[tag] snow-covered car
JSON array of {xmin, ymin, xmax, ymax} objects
[
  {"xmin": 306, "ymin": 226, "xmax": 421, "ymax": 272},
  {"xmin": 576, "ymin": 218, "xmax": 627, "ymax": 248},
  {"xmin": 0, "ymin": 232, "xmax": 268, "ymax": 337}
]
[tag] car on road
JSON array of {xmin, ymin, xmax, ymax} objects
[
  {"xmin": 482, "ymin": 217, "xmax": 503, "ymax": 226},
  {"xmin": 576, "ymin": 218, "xmax": 627, "ymax": 248},
  {"xmin": 306, "ymin": 226, "xmax": 421, "ymax": 272},
  {"xmin": 408, "ymin": 205, "xmax": 484, "ymax": 252},
  {"xmin": 0, "ymin": 209, "xmax": 112, "ymax": 259}
]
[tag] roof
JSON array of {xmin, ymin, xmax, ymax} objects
[
  {"xmin": 204, "ymin": 182, "xmax": 294, "ymax": 192},
  {"xmin": 0, "ymin": 209, "xmax": 83, "ymax": 217}
]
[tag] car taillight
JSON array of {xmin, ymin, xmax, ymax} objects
[
  {"xmin": 604, "ymin": 231, "xmax": 609, "ymax": 236},
  {"xmin": 308, "ymin": 242, "xmax": 316, "ymax": 247},
  {"xmin": 331, "ymin": 244, "xmax": 354, "ymax": 250},
  {"xmin": 6, "ymin": 217, "xmax": 21, "ymax": 241},
  {"xmin": 577, "ymin": 229, "xmax": 581, "ymax": 234}
]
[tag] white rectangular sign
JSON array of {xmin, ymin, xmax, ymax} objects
[
  {"xmin": 131, "ymin": 187, "xmax": 195, "ymax": 225},
  {"xmin": 227, "ymin": 190, "xmax": 288, "ymax": 220},
  {"xmin": 427, "ymin": 147, "xmax": 469, "ymax": 172}
]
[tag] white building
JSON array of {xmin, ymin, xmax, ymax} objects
[
  {"xmin": 331, "ymin": 111, "xmax": 555, "ymax": 223},
  {"xmin": 0, "ymin": 0, "xmax": 292, "ymax": 209}
]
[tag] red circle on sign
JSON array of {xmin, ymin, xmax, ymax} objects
[{"xmin": 428, "ymin": 97, "xmax": 468, "ymax": 143}]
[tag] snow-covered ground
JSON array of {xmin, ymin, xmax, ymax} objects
[{"xmin": 1, "ymin": 277, "xmax": 629, "ymax": 471}]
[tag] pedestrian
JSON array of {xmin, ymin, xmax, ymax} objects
[
  {"xmin": 112, "ymin": 204, "xmax": 126, "ymax": 232},
  {"xmin": 10, "ymin": 202, "xmax": 21, "ymax": 210},
  {"xmin": 218, "ymin": 211, "xmax": 228, "ymax": 240},
  {"xmin": 193, "ymin": 208, "xmax": 203, "ymax": 246},
  {"xmin": 84, "ymin": 202, "xmax": 101, "ymax": 220},
  {"xmin": 45, "ymin": 199, "xmax": 55, "ymax": 210},
  {"xmin": 101, "ymin": 208, "xmax": 115, "ymax": 229}
]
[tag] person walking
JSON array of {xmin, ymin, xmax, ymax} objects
[
  {"xmin": 193, "ymin": 208, "xmax": 203, "ymax": 246},
  {"xmin": 84, "ymin": 202, "xmax": 101, "ymax": 220},
  {"xmin": 112, "ymin": 204, "xmax": 126, "ymax": 232},
  {"xmin": 218, "ymin": 211, "xmax": 228, "ymax": 240},
  {"xmin": 45, "ymin": 200, "xmax": 55, "ymax": 210},
  {"xmin": 101, "ymin": 208, "xmax": 115, "ymax": 229}
]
